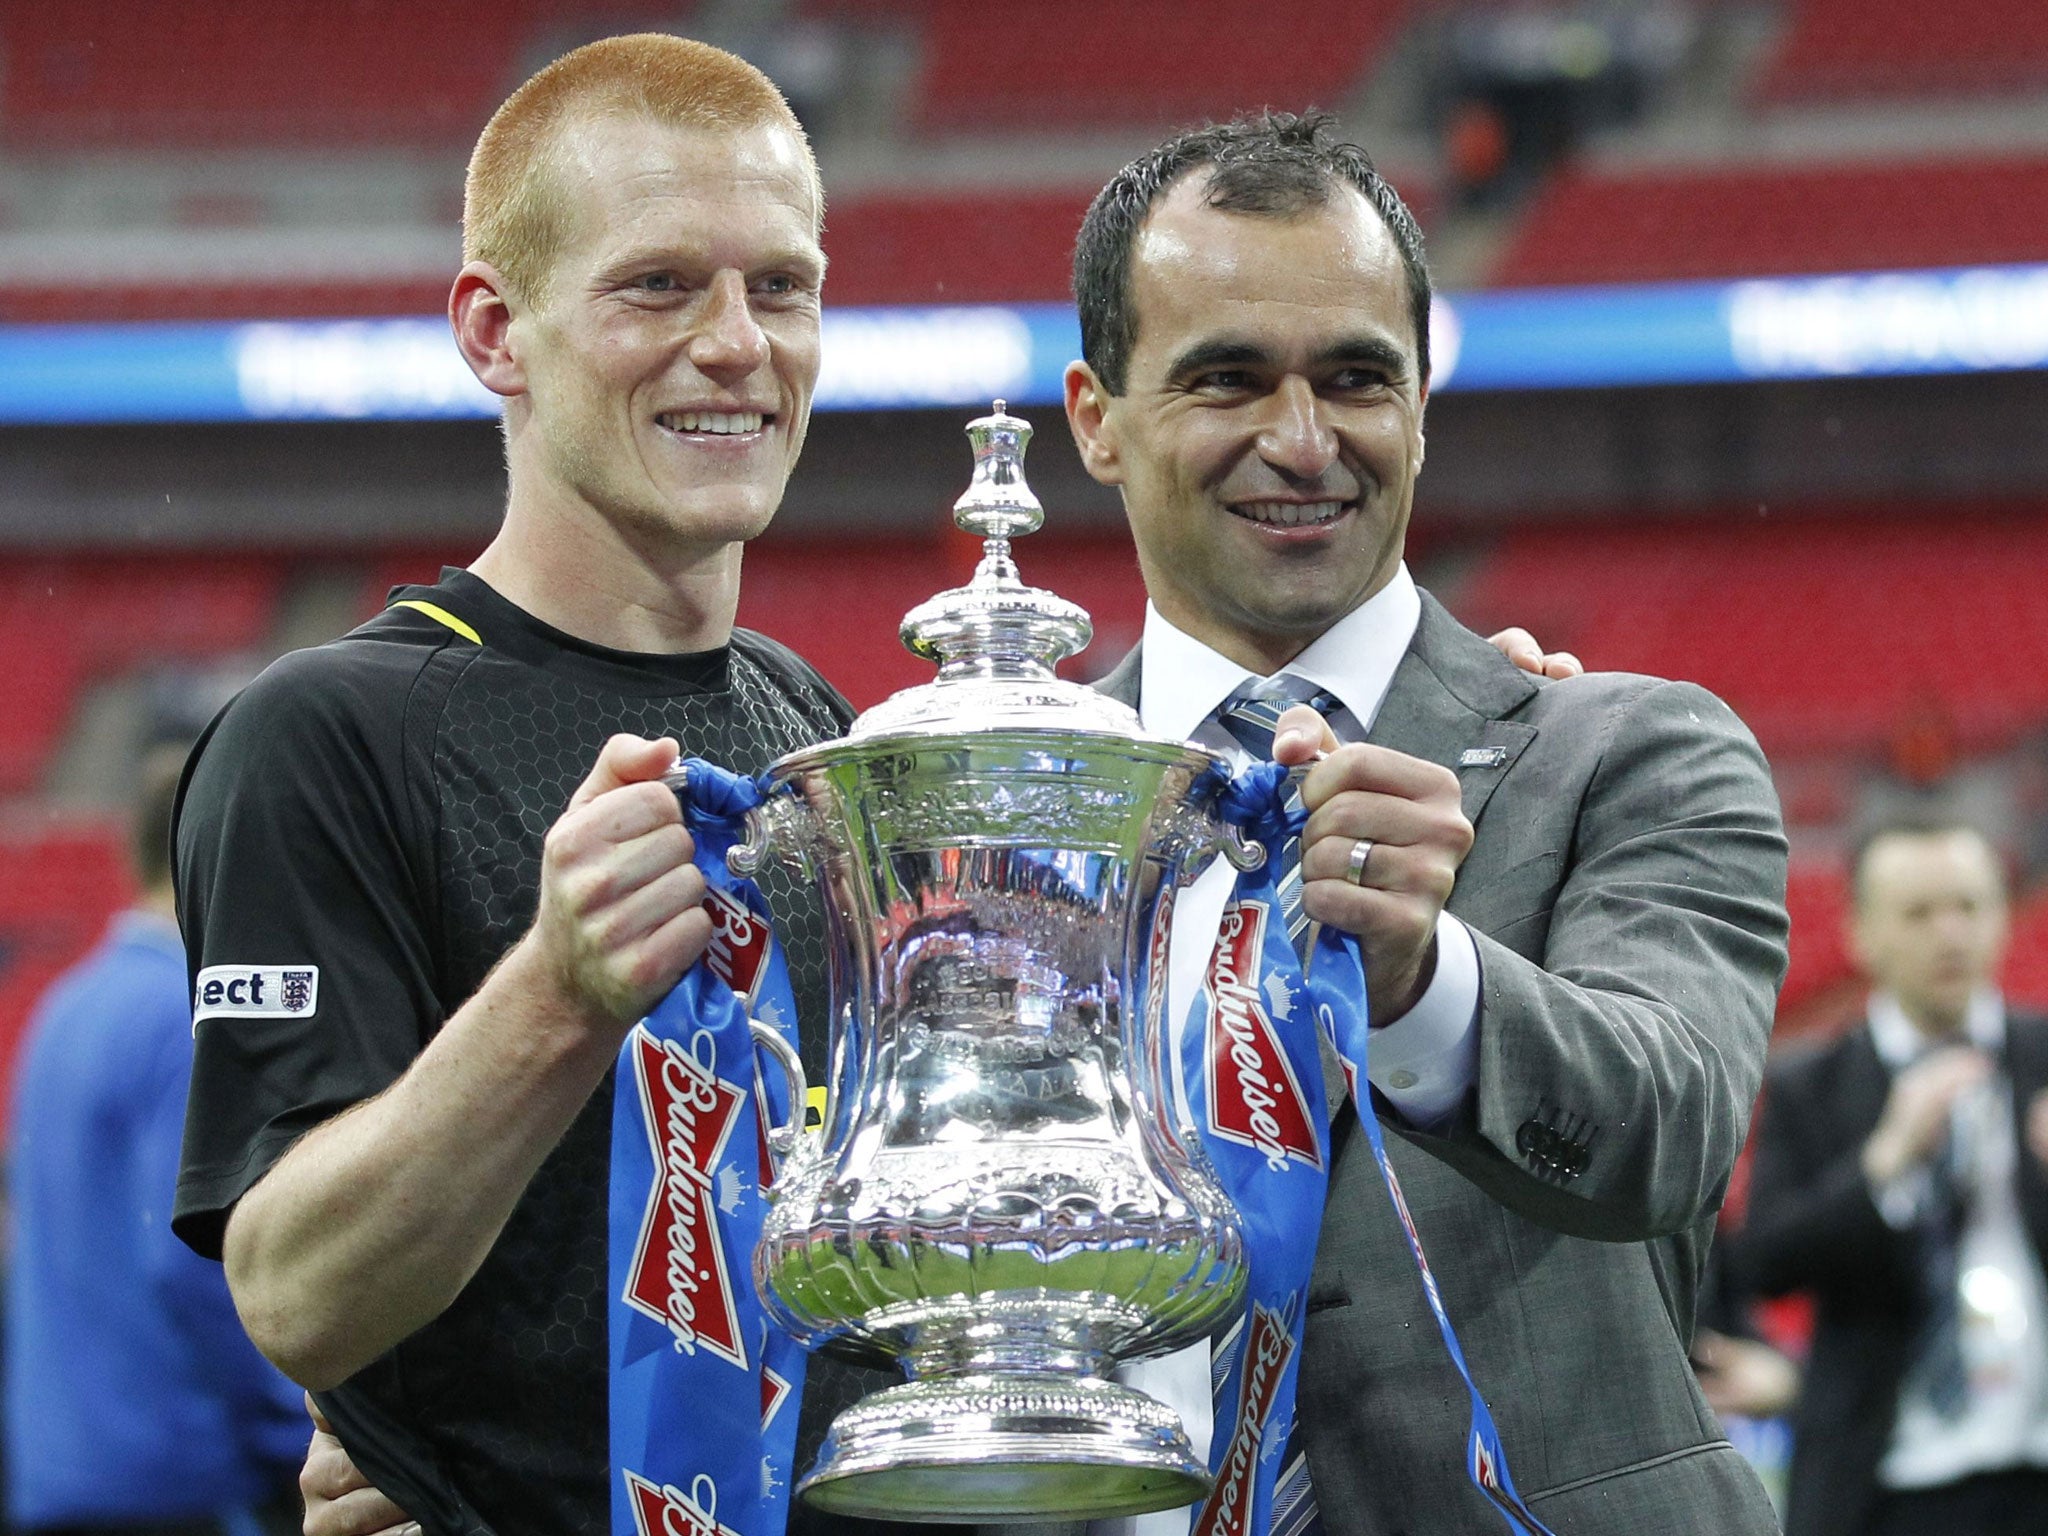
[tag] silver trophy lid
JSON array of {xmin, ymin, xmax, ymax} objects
[{"xmin": 842, "ymin": 403, "xmax": 1161, "ymax": 742}]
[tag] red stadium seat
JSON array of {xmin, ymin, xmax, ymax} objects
[
  {"xmin": 1761, "ymin": 0, "xmax": 2048, "ymax": 104},
  {"xmin": 0, "ymin": 635, "xmax": 85, "ymax": 799},
  {"xmin": 51, "ymin": 555, "xmax": 281, "ymax": 671},
  {"xmin": 909, "ymin": 0, "xmax": 1411, "ymax": 133},
  {"xmin": 1, "ymin": 1, "xmax": 698, "ymax": 150},
  {"xmin": 820, "ymin": 171, "xmax": 1437, "ymax": 309},
  {"xmin": 1455, "ymin": 512, "xmax": 2048, "ymax": 760},
  {"xmin": 1, "ymin": 1, "xmax": 525, "ymax": 148},
  {"xmin": 822, "ymin": 189, "xmax": 1099, "ymax": 307},
  {"xmin": 1492, "ymin": 155, "xmax": 2048, "ymax": 288},
  {"xmin": 0, "ymin": 556, "xmax": 282, "ymax": 795}
]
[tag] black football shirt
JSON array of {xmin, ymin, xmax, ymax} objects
[{"xmin": 173, "ymin": 569, "xmax": 858, "ymax": 1535}]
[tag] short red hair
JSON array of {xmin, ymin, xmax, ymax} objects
[{"xmin": 463, "ymin": 33, "xmax": 817, "ymax": 303}]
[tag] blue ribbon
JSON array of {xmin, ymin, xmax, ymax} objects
[
  {"xmin": 606, "ymin": 756, "xmax": 1552, "ymax": 1536},
  {"xmin": 1179, "ymin": 764, "xmax": 1330, "ymax": 1536},
  {"xmin": 1187, "ymin": 763, "xmax": 1556, "ymax": 1536},
  {"xmin": 607, "ymin": 760, "xmax": 806, "ymax": 1536}
]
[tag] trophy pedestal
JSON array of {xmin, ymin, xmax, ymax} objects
[{"xmin": 799, "ymin": 1373, "xmax": 1212, "ymax": 1522}]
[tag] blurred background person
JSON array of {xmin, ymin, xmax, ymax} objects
[
  {"xmin": 1689, "ymin": 1237, "xmax": 1802, "ymax": 1513},
  {"xmin": 5, "ymin": 742, "xmax": 303, "ymax": 1536},
  {"xmin": 1692, "ymin": 1225, "xmax": 1803, "ymax": 1426},
  {"xmin": 1739, "ymin": 817, "xmax": 2048, "ymax": 1536},
  {"xmin": 1689, "ymin": 1316, "xmax": 1800, "ymax": 1426}
]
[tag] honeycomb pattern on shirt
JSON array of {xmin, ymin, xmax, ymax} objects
[{"xmin": 360, "ymin": 632, "xmax": 845, "ymax": 1536}]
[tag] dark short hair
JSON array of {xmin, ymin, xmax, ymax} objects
[
  {"xmin": 1848, "ymin": 809, "xmax": 2004, "ymax": 909},
  {"xmin": 1073, "ymin": 109, "xmax": 1432, "ymax": 396},
  {"xmin": 134, "ymin": 742, "xmax": 191, "ymax": 892}
]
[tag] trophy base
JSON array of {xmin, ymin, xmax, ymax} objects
[{"xmin": 799, "ymin": 1372, "xmax": 1212, "ymax": 1522}]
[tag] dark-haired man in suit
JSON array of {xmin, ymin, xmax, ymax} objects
[
  {"xmin": 1064, "ymin": 110, "xmax": 1789, "ymax": 1535},
  {"xmin": 1742, "ymin": 819, "xmax": 2048, "ymax": 1536}
]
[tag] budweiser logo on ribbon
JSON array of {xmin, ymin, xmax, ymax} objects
[
  {"xmin": 623, "ymin": 1470, "xmax": 742, "ymax": 1536},
  {"xmin": 1204, "ymin": 901, "xmax": 1321, "ymax": 1171},
  {"xmin": 1474, "ymin": 1437, "xmax": 1503, "ymax": 1493},
  {"xmin": 624, "ymin": 1024, "xmax": 748, "ymax": 1366},
  {"xmin": 1193, "ymin": 1302, "xmax": 1298, "ymax": 1536},
  {"xmin": 701, "ymin": 886, "xmax": 772, "ymax": 1005}
]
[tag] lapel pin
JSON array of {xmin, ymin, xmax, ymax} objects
[{"xmin": 1459, "ymin": 746, "xmax": 1509, "ymax": 769}]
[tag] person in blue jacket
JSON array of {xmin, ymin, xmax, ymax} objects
[{"xmin": 6, "ymin": 743, "xmax": 304, "ymax": 1536}]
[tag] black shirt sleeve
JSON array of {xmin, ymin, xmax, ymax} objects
[{"xmin": 173, "ymin": 637, "xmax": 451, "ymax": 1258}]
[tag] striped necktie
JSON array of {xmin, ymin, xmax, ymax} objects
[
  {"xmin": 1214, "ymin": 685, "xmax": 1342, "ymax": 960},
  {"xmin": 1212, "ymin": 683, "xmax": 1339, "ymax": 1536}
]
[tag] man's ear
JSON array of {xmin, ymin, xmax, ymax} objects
[
  {"xmin": 450, "ymin": 261, "xmax": 526, "ymax": 399},
  {"xmin": 1064, "ymin": 361, "xmax": 1125, "ymax": 488},
  {"xmin": 1415, "ymin": 380, "xmax": 1429, "ymax": 472}
]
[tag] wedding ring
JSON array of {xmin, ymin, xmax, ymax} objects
[{"xmin": 1344, "ymin": 837, "xmax": 1374, "ymax": 886}]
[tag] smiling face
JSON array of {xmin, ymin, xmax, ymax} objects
[
  {"xmin": 1066, "ymin": 173, "xmax": 1427, "ymax": 673},
  {"xmin": 506, "ymin": 114, "xmax": 823, "ymax": 555}
]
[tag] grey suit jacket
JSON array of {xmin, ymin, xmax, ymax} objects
[{"xmin": 1092, "ymin": 592, "xmax": 1790, "ymax": 1536}]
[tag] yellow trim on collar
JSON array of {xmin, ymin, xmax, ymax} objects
[{"xmin": 392, "ymin": 598, "xmax": 481, "ymax": 645}]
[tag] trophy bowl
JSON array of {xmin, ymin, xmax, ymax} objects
[{"xmin": 733, "ymin": 406, "xmax": 1255, "ymax": 1521}]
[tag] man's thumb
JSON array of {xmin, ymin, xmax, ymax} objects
[
  {"xmin": 1271, "ymin": 703, "xmax": 1340, "ymax": 765},
  {"xmin": 568, "ymin": 734, "xmax": 680, "ymax": 810}
]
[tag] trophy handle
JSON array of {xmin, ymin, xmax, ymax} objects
[
  {"xmin": 1221, "ymin": 823, "xmax": 1265, "ymax": 872},
  {"xmin": 728, "ymin": 788, "xmax": 820, "ymax": 881},
  {"xmin": 750, "ymin": 1019, "xmax": 813, "ymax": 1188},
  {"xmin": 658, "ymin": 762, "xmax": 818, "ymax": 882},
  {"xmin": 1164, "ymin": 803, "xmax": 1267, "ymax": 882}
]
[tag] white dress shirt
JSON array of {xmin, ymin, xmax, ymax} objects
[
  {"xmin": 1137, "ymin": 562, "xmax": 1482, "ymax": 1128},
  {"xmin": 1867, "ymin": 991, "xmax": 2048, "ymax": 1488},
  {"xmin": 1107, "ymin": 566, "xmax": 1482, "ymax": 1536}
]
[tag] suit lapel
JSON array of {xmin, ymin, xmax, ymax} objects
[
  {"xmin": 2002, "ymin": 1013, "xmax": 2048, "ymax": 1264},
  {"xmin": 1366, "ymin": 593, "xmax": 1539, "ymax": 833},
  {"xmin": 1836, "ymin": 1025, "xmax": 1893, "ymax": 1135}
]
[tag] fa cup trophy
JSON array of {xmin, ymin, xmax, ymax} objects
[{"xmin": 734, "ymin": 404, "xmax": 1257, "ymax": 1522}]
